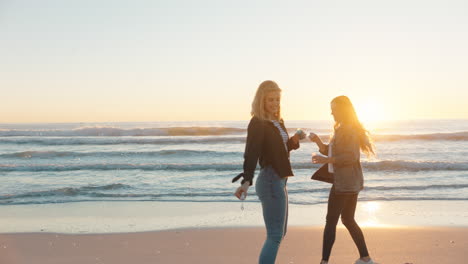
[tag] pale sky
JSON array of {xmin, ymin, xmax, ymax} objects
[{"xmin": 1, "ymin": 0, "xmax": 467, "ymax": 123}]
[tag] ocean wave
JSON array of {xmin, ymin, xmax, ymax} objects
[
  {"xmin": 0, "ymin": 183, "xmax": 130, "ymax": 200},
  {"xmin": 289, "ymin": 183, "xmax": 468, "ymax": 194},
  {"xmin": 295, "ymin": 160, "xmax": 468, "ymax": 172},
  {"xmin": 0, "ymin": 186, "xmax": 231, "ymax": 203},
  {"xmin": 2, "ymin": 186, "xmax": 468, "ymax": 206},
  {"xmin": 0, "ymin": 163, "xmax": 242, "ymax": 172},
  {"xmin": 0, "ymin": 131, "xmax": 466, "ymax": 146},
  {"xmin": 0, "ymin": 136, "xmax": 246, "ymax": 146},
  {"xmin": 367, "ymin": 183, "xmax": 468, "ymax": 191},
  {"xmin": 0, "ymin": 150, "xmax": 242, "ymax": 159},
  {"xmin": 373, "ymin": 131, "xmax": 468, "ymax": 141},
  {"xmin": 290, "ymin": 197, "xmax": 468, "ymax": 205},
  {"xmin": 0, "ymin": 126, "xmax": 337, "ymax": 137},
  {"xmin": 0, "ymin": 127, "xmax": 246, "ymax": 137},
  {"xmin": 2, "ymin": 196, "xmax": 467, "ymax": 206},
  {"xmin": 361, "ymin": 160, "xmax": 468, "ymax": 171},
  {"xmin": 1, "ymin": 160, "xmax": 467, "ymax": 172}
]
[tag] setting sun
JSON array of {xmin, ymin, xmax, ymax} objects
[{"xmin": 355, "ymin": 100, "xmax": 390, "ymax": 124}]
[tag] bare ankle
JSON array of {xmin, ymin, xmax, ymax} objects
[{"xmin": 361, "ymin": 256, "xmax": 371, "ymax": 262}]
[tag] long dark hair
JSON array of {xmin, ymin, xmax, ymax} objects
[{"xmin": 331, "ymin": 95, "xmax": 375, "ymax": 157}]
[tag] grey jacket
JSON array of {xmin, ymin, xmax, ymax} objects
[{"xmin": 319, "ymin": 124, "xmax": 364, "ymax": 194}]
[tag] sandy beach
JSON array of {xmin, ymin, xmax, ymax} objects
[
  {"xmin": 1, "ymin": 226, "xmax": 466, "ymax": 264},
  {"xmin": 0, "ymin": 201, "xmax": 467, "ymax": 263}
]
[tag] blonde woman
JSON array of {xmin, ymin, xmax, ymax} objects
[
  {"xmin": 232, "ymin": 80, "xmax": 300, "ymax": 264},
  {"xmin": 310, "ymin": 96, "xmax": 377, "ymax": 264}
]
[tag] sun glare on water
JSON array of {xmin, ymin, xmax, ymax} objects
[{"xmin": 358, "ymin": 201, "xmax": 385, "ymax": 227}]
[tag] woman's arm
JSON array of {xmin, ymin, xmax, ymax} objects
[
  {"xmin": 241, "ymin": 117, "xmax": 264, "ymax": 185},
  {"xmin": 234, "ymin": 118, "xmax": 264, "ymax": 200},
  {"xmin": 310, "ymin": 133, "xmax": 329, "ymax": 155},
  {"xmin": 287, "ymin": 134, "xmax": 300, "ymax": 151}
]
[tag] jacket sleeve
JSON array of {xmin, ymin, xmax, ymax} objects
[
  {"xmin": 242, "ymin": 117, "xmax": 264, "ymax": 185},
  {"xmin": 282, "ymin": 120, "xmax": 299, "ymax": 152},
  {"xmin": 332, "ymin": 128, "xmax": 360, "ymax": 168},
  {"xmin": 287, "ymin": 136, "xmax": 300, "ymax": 152}
]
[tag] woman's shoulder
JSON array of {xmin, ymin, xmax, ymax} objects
[
  {"xmin": 336, "ymin": 123, "xmax": 355, "ymax": 132},
  {"xmin": 250, "ymin": 115, "xmax": 271, "ymax": 123},
  {"xmin": 248, "ymin": 116, "xmax": 267, "ymax": 128},
  {"xmin": 335, "ymin": 124, "xmax": 359, "ymax": 139},
  {"xmin": 249, "ymin": 115, "xmax": 261, "ymax": 123}
]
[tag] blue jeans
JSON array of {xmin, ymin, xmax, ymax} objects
[{"xmin": 255, "ymin": 166, "xmax": 288, "ymax": 264}]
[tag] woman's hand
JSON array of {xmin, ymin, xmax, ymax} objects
[
  {"xmin": 291, "ymin": 133, "xmax": 300, "ymax": 145},
  {"xmin": 235, "ymin": 181, "xmax": 250, "ymax": 200},
  {"xmin": 308, "ymin": 132, "xmax": 321, "ymax": 144},
  {"xmin": 309, "ymin": 132, "xmax": 328, "ymax": 154},
  {"xmin": 312, "ymin": 154, "xmax": 333, "ymax": 164}
]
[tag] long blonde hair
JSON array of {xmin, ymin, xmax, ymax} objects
[
  {"xmin": 251, "ymin": 80, "xmax": 282, "ymax": 120},
  {"xmin": 331, "ymin": 95, "xmax": 375, "ymax": 157}
]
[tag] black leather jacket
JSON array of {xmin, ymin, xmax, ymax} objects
[{"xmin": 237, "ymin": 116, "xmax": 300, "ymax": 185}]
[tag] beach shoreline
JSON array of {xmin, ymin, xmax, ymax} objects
[
  {"xmin": 1, "ymin": 226, "xmax": 467, "ymax": 264},
  {"xmin": 1, "ymin": 200, "xmax": 468, "ymax": 234}
]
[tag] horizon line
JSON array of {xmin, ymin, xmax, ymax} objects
[{"xmin": 1, "ymin": 117, "xmax": 468, "ymax": 125}]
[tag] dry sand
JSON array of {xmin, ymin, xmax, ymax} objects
[{"xmin": 1, "ymin": 226, "xmax": 466, "ymax": 264}]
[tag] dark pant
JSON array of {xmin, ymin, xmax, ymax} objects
[{"xmin": 322, "ymin": 186, "xmax": 369, "ymax": 261}]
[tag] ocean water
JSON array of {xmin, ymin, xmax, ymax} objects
[{"xmin": 1, "ymin": 120, "xmax": 468, "ymax": 206}]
